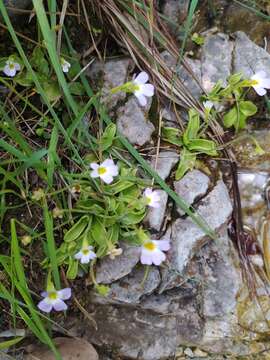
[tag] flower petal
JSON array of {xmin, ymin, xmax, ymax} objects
[
  {"xmin": 101, "ymin": 159, "xmax": 114, "ymax": 168},
  {"xmin": 74, "ymin": 251, "xmax": 83, "ymax": 260},
  {"xmin": 135, "ymin": 93, "xmax": 147, "ymax": 106},
  {"xmin": 41, "ymin": 291, "xmax": 48, "ymax": 297},
  {"xmin": 260, "ymin": 78, "xmax": 270, "ymax": 89},
  {"xmin": 58, "ymin": 288, "xmax": 71, "ymax": 300},
  {"xmin": 253, "ymin": 85, "xmax": 266, "ymax": 96},
  {"xmin": 80, "ymin": 253, "xmax": 91, "ymax": 264},
  {"xmin": 156, "ymin": 240, "xmax": 170, "ymax": 251},
  {"xmin": 14, "ymin": 63, "xmax": 21, "ymax": 71},
  {"xmin": 90, "ymin": 162, "xmax": 99, "ymax": 170},
  {"xmin": 149, "ymin": 200, "xmax": 160, "ymax": 208},
  {"xmin": 140, "ymin": 250, "xmax": 153, "ymax": 265},
  {"xmin": 152, "ymin": 249, "xmax": 166, "ymax": 265},
  {"xmin": 53, "ymin": 299, "xmax": 67, "ymax": 311},
  {"xmin": 90, "ymin": 169, "xmax": 99, "ymax": 178},
  {"xmin": 141, "ymin": 84, "xmax": 154, "ymax": 97},
  {"xmin": 89, "ymin": 251, "xmax": 97, "ymax": 260},
  {"xmin": 144, "ymin": 188, "xmax": 153, "ymax": 197},
  {"xmin": 108, "ymin": 164, "xmax": 119, "ymax": 176},
  {"xmin": 38, "ymin": 299, "xmax": 53, "ymax": 313},
  {"xmin": 252, "ymin": 70, "xmax": 266, "ymax": 80},
  {"xmin": 101, "ymin": 173, "xmax": 114, "ymax": 184},
  {"xmin": 134, "ymin": 71, "xmax": 149, "ymax": 85}
]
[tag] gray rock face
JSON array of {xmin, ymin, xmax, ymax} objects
[
  {"xmin": 161, "ymin": 0, "xmax": 189, "ymax": 31},
  {"xmin": 172, "ymin": 180, "xmax": 233, "ymax": 274},
  {"xmin": 161, "ymin": 51, "xmax": 202, "ymax": 99},
  {"xmin": 195, "ymin": 230, "xmax": 241, "ymax": 354},
  {"xmin": 93, "ymin": 266, "xmax": 160, "ymax": 305},
  {"xmin": 144, "ymin": 190, "xmax": 168, "ymax": 231},
  {"xmin": 95, "ymin": 244, "xmax": 140, "ymax": 284},
  {"xmin": 117, "ymin": 97, "xmax": 155, "ymax": 146},
  {"xmin": 174, "ymin": 169, "xmax": 210, "ymax": 215},
  {"xmin": 201, "ymin": 33, "xmax": 234, "ymax": 91},
  {"xmin": 150, "ymin": 151, "xmax": 179, "ymax": 180},
  {"xmin": 73, "ymin": 177, "xmax": 244, "ymax": 359},
  {"xmin": 85, "ymin": 303, "xmax": 178, "ymax": 360},
  {"xmin": 87, "ymin": 58, "xmax": 131, "ymax": 109},
  {"xmin": 179, "ymin": 58, "xmax": 203, "ymax": 99},
  {"xmin": 233, "ymin": 31, "xmax": 270, "ymax": 78}
]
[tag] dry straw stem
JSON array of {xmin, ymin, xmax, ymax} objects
[{"xmin": 91, "ymin": 0, "xmax": 226, "ymax": 145}]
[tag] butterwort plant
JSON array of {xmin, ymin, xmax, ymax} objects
[
  {"xmin": 37, "ymin": 276, "xmax": 71, "ymax": 313},
  {"xmin": 110, "ymin": 71, "xmax": 154, "ymax": 106}
]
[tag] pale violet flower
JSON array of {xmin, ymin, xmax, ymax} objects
[
  {"xmin": 203, "ymin": 100, "xmax": 214, "ymax": 111},
  {"xmin": 132, "ymin": 71, "xmax": 154, "ymax": 106},
  {"xmin": 3, "ymin": 59, "xmax": 20, "ymax": 77},
  {"xmin": 74, "ymin": 245, "xmax": 96, "ymax": 264},
  {"xmin": 90, "ymin": 159, "xmax": 119, "ymax": 184},
  {"xmin": 61, "ymin": 58, "xmax": 71, "ymax": 73},
  {"xmin": 251, "ymin": 71, "xmax": 270, "ymax": 96},
  {"xmin": 143, "ymin": 188, "xmax": 160, "ymax": 208},
  {"xmin": 38, "ymin": 288, "xmax": 71, "ymax": 313},
  {"xmin": 140, "ymin": 239, "xmax": 170, "ymax": 266}
]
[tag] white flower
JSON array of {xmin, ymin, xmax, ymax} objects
[
  {"xmin": 90, "ymin": 159, "xmax": 119, "ymax": 184},
  {"xmin": 203, "ymin": 100, "xmax": 214, "ymax": 111},
  {"xmin": 37, "ymin": 288, "xmax": 71, "ymax": 313},
  {"xmin": 61, "ymin": 58, "xmax": 71, "ymax": 73},
  {"xmin": 132, "ymin": 71, "xmax": 154, "ymax": 106},
  {"xmin": 251, "ymin": 71, "xmax": 270, "ymax": 96},
  {"xmin": 74, "ymin": 245, "xmax": 96, "ymax": 264},
  {"xmin": 3, "ymin": 59, "xmax": 20, "ymax": 77},
  {"xmin": 140, "ymin": 239, "xmax": 170, "ymax": 266},
  {"xmin": 143, "ymin": 188, "xmax": 160, "ymax": 208}
]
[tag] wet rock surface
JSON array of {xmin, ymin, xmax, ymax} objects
[
  {"xmin": 116, "ymin": 97, "xmax": 155, "ymax": 146},
  {"xmin": 25, "ymin": 337, "xmax": 99, "ymax": 360}
]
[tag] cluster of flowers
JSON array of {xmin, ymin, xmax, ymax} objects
[
  {"xmin": 38, "ymin": 158, "xmax": 170, "ymax": 313},
  {"xmin": 34, "ymin": 68, "xmax": 270, "ymax": 314},
  {"xmin": 203, "ymin": 71, "xmax": 270, "ymax": 111},
  {"xmin": 2, "ymin": 57, "xmax": 71, "ymax": 77}
]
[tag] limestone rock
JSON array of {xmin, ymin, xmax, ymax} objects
[
  {"xmin": 96, "ymin": 244, "xmax": 140, "ymax": 284},
  {"xmin": 25, "ymin": 338, "xmax": 98, "ymax": 360},
  {"xmin": 233, "ymin": 31, "xmax": 270, "ymax": 79},
  {"xmin": 201, "ymin": 33, "xmax": 233, "ymax": 91},
  {"xmin": 179, "ymin": 58, "xmax": 202, "ymax": 99},
  {"xmin": 144, "ymin": 190, "xmax": 168, "ymax": 231},
  {"xmin": 93, "ymin": 266, "xmax": 160, "ymax": 305},
  {"xmin": 149, "ymin": 151, "xmax": 179, "ymax": 180},
  {"xmin": 85, "ymin": 303, "xmax": 178, "ymax": 360},
  {"xmin": 171, "ymin": 180, "xmax": 232, "ymax": 275},
  {"xmin": 174, "ymin": 169, "xmax": 210, "ymax": 215},
  {"xmin": 161, "ymin": 51, "xmax": 202, "ymax": 99},
  {"xmin": 161, "ymin": 0, "xmax": 189, "ymax": 34},
  {"xmin": 117, "ymin": 97, "xmax": 155, "ymax": 146},
  {"xmin": 87, "ymin": 58, "xmax": 132, "ymax": 109}
]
